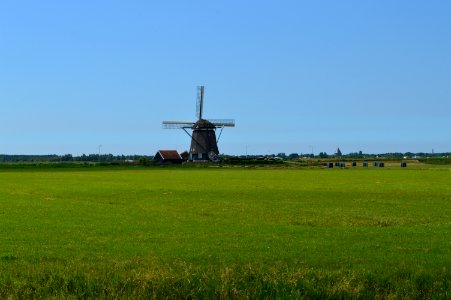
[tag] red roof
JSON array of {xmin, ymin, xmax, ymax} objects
[{"xmin": 158, "ymin": 150, "xmax": 182, "ymax": 160}]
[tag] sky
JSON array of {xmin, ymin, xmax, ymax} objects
[{"xmin": 0, "ymin": 1, "xmax": 450, "ymax": 155}]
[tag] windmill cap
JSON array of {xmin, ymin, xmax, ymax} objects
[{"xmin": 192, "ymin": 119, "xmax": 216, "ymax": 129}]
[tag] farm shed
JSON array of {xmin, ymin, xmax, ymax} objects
[{"xmin": 153, "ymin": 150, "xmax": 183, "ymax": 164}]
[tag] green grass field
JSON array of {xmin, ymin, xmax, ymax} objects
[{"xmin": 0, "ymin": 166, "xmax": 449, "ymax": 298}]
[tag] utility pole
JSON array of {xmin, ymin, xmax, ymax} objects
[{"xmin": 308, "ymin": 145, "xmax": 313, "ymax": 157}]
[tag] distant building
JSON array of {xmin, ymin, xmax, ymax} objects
[
  {"xmin": 335, "ymin": 147, "xmax": 342, "ymax": 157},
  {"xmin": 153, "ymin": 150, "xmax": 183, "ymax": 164}
]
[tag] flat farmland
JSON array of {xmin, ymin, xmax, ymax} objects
[{"xmin": 0, "ymin": 167, "xmax": 449, "ymax": 298}]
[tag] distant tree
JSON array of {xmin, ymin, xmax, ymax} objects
[
  {"xmin": 319, "ymin": 152, "xmax": 328, "ymax": 158},
  {"xmin": 61, "ymin": 154, "xmax": 73, "ymax": 162},
  {"xmin": 277, "ymin": 153, "xmax": 287, "ymax": 159},
  {"xmin": 288, "ymin": 153, "xmax": 299, "ymax": 159},
  {"xmin": 138, "ymin": 157, "xmax": 148, "ymax": 165}
]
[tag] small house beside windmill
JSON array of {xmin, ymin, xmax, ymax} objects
[
  {"xmin": 153, "ymin": 150, "xmax": 183, "ymax": 164},
  {"xmin": 162, "ymin": 86, "xmax": 235, "ymax": 162}
]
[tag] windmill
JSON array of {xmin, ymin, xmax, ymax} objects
[{"xmin": 162, "ymin": 86, "xmax": 235, "ymax": 161}]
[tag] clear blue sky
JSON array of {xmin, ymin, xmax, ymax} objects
[{"xmin": 1, "ymin": 1, "xmax": 450, "ymax": 155}]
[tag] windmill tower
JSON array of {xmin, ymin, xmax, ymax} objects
[{"xmin": 162, "ymin": 86, "xmax": 235, "ymax": 161}]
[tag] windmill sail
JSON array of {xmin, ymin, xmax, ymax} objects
[
  {"xmin": 207, "ymin": 119, "xmax": 235, "ymax": 127},
  {"xmin": 162, "ymin": 121, "xmax": 194, "ymax": 129},
  {"xmin": 196, "ymin": 86, "xmax": 204, "ymax": 120}
]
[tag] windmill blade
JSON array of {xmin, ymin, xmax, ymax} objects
[
  {"xmin": 196, "ymin": 86, "xmax": 204, "ymax": 120},
  {"xmin": 162, "ymin": 120, "xmax": 194, "ymax": 129},
  {"xmin": 163, "ymin": 123, "xmax": 193, "ymax": 129},
  {"xmin": 207, "ymin": 119, "xmax": 235, "ymax": 127}
]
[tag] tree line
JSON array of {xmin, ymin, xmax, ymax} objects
[
  {"xmin": 0, "ymin": 151, "xmax": 449, "ymax": 163},
  {"xmin": 0, "ymin": 154, "xmax": 152, "ymax": 163},
  {"xmin": 224, "ymin": 151, "xmax": 450, "ymax": 160}
]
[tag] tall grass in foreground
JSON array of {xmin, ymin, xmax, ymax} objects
[{"xmin": 0, "ymin": 262, "xmax": 448, "ymax": 299}]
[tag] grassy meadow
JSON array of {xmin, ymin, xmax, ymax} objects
[{"xmin": 0, "ymin": 165, "xmax": 449, "ymax": 298}]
